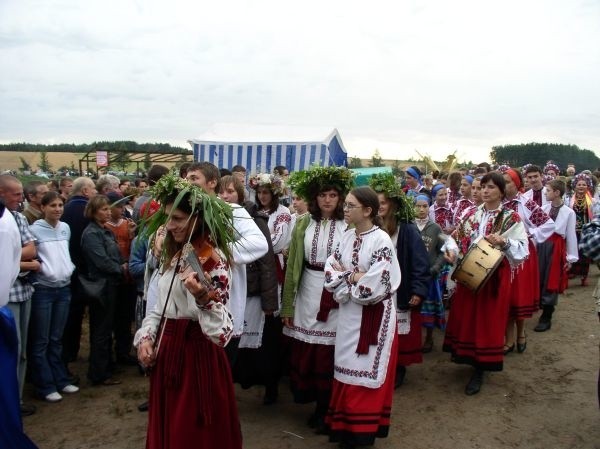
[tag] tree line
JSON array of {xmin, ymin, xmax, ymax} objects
[
  {"xmin": 0, "ymin": 141, "xmax": 190, "ymax": 154},
  {"xmin": 490, "ymin": 143, "xmax": 600, "ymax": 170}
]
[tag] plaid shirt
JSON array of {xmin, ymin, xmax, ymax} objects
[{"xmin": 9, "ymin": 211, "xmax": 35, "ymax": 303}]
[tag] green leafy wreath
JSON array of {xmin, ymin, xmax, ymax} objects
[
  {"xmin": 288, "ymin": 165, "xmax": 355, "ymax": 201},
  {"xmin": 368, "ymin": 172, "xmax": 415, "ymax": 223}
]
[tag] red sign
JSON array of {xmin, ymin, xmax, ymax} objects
[{"xmin": 96, "ymin": 151, "xmax": 108, "ymax": 167}]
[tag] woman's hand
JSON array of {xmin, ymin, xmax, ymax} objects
[
  {"xmin": 137, "ymin": 340, "xmax": 156, "ymax": 367},
  {"xmin": 183, "ymin": 272, "xmax": 211, "ymax": 306},
  {"xmin": 485, "ymin": 233, "xmax": 506, "ymax": 248},
  {"xmin": 408, "ymin": 294, "xmax": 422, "ymax": 307},
  {"xmin": 282, "ymin": 316, "xmax": 293, "ymax": 328}
]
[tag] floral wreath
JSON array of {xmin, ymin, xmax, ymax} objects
[
  {"xmin": 137, "ymin": 172, "xmax": 235, "ymax": 261},
  {"xmin": 288, "ymin": 165, "xmax": 354, "ymax": 201},
  {"xmin": 368, "ymin": 172, "xmax": 415, "ymax": 223},
  {"xmin": 520, "ymin": 163, "xmax": 532, "ymax": 176},
  {"xmin": 248, "ymin": 172, "xmax": 286, "ymax": 197},
  {"xmin": 543, "ymin": 161, "xmax": 560, "ymax": 176},
  {"xmin": 572, "ymin": 173, "xmax": 593, "ymax": 191}
]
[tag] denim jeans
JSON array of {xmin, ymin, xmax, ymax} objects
[
  {"xmin": 7, "ymin": 299, "xmax": 32, "ymax": 400},
  {"xmin": 29, "ymin": 285, "xmax": 71, "ymax": 396}
]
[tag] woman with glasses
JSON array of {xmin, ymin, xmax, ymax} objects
[{"xmin": 324, "ymin": 186, "xmax": 401, "ymax": 449}]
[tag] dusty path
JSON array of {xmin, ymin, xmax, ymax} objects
[{"xmin": 24, "ymin": 273, "xmax": 600, "ymax": 449}]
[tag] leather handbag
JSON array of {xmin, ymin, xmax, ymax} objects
[{"xmin": 78, "ymin": 274, "xmax": 108, "ymax": 305}]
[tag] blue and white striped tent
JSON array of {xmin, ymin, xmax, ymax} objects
[{"xmin": 188, "ymin": 127, "xmax": 347, "ymax": 173}]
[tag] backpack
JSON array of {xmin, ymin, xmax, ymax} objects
[{"xmin": 579, "ymin": 218, "xmax": 600, "ymax": 261}]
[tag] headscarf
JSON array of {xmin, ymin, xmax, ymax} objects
[
  {"xmin": 415, "ymin": 193, "xmax": 431, "ymax": 205},
  {"xmin": 405, "ymin": 166, "xmax": 422, "ymax": 185},
  {"xmin": 431, "ymin": 183, "xmax": 445, "ymax": 199},
  {"xmin": 463, "ymin": 175, "xmax": 474, "ymax": 185}
]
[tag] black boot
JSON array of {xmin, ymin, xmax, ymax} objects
[
  {"xmin": 534, "ymin": 305, "xmax": 554, "ymax": 332},
  {"xmin": 263, "ymin": 383, "xmax": 278, "ymax": 405},
  {"xmin": 394, "ymin": 365, "xmax": 407, "ymax": 389},
  {"xmin": 465, "ymin": 368, "xmax": 484, "ymax": 395}
]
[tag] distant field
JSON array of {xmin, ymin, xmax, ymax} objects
[{"xmin": 0, "ymin": 152, "xmax": 82, "ymax": 171}]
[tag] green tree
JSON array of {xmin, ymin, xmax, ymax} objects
[
  {"xmin": 112, "ymin": 142, "xmax": 131, "ymax": 172},
  {"xmin": 370, "ymin": 149, "xmax": 383, "ymax": 167},
  {"xmin": 19, "ymin": 157, "xmax": 32, "ymax": 172},
  {"xmin": 391, "ymin": 160, "xmax": 402, "ymax": 177},
  {"xmin": 143, "ymin": 153, "xmax": 152, "ymax": 171},
  {"xmin": 39, "ymin": 151, "xmax": 52, "ymax": 172},
  {"xmin": 349, "ymin": 156, "xmax": 363, "ymax": 169}
]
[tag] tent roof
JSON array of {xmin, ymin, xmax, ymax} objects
[{"xmin": 188, "ymin": 123, "xmax": 346, "ymax": 153}]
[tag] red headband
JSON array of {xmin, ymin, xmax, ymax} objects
[{"xmin": 506, "ymin": 168, "xmax": 522, "ymax": 191}]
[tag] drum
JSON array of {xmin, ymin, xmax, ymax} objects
[{"xmin": 452, "ymin": 236, "xmax": 505, "ymax": 294}]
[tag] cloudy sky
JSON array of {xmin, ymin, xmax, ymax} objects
[{"xmin": 1, "ymin": 0, "xmax": 599, "ymax": 163}]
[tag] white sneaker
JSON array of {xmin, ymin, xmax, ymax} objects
[
  {"xmin": 45, "ymin": 392, "xmax": 63, "ymax": 403},
  {"xmin": 61, "ymin": 384, "xmax": 79, "ymax": 394}
]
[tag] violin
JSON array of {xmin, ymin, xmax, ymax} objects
[{"xmin": 180, "ymin": 234, "xmax": 222, "ymax": 301}]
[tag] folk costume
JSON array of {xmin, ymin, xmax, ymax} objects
[
  {"xmin": 324, "ymin": 226, "xmax": 401, "ymax": 447},
  {"xmin": 133, "ymin": 177, "xmax": 242, "ymax": 449},
  {"xmin": 568, "ymin": 174, "xmax": 595, "ymax": 283},
  {"xmin": 282, "ymin": 165, "xmax": 353, "ymax": 426},
  {"xmin": 443, "ymin": 204, "xmax": 528, "ymax": 372},
  {"xmin": 500, "ymin": 167, "xmax": 554, "ymax": 319},
  {"xmin": 540, "ymin": 201, "xmax": 578, "ymax": 308}
]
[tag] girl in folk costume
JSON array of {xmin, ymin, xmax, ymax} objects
[
  {"xmin": 568, "ymin": 173, "xmax": 597, "ymax": 285},
  {"xmin": 499, "ymin": 166, "xmax": 554, "ymax": 353},
  {"xmin": 453, "ymin": 175, "xmax": 475, "ymax": 223},
  {"xmin": 543, "ymin": 161, "xmax": 560, "ymax": 181},
  {"xmin": 369, "ymin": 173, "xmax": 430, "ymax": 387},
  {"xmin": 249, "ymin": 172, "xmax": 293, "ymax": 302},
  {"xmin": 219, "ymin": 175, "xmax": 280, "ymax": 405},
  {"xmin": 446, "ymin": 171, "xmax": 463, "ymax": 209},
  {"xmin": 536, "ymin": 180, "xmax": 578, "ymax": 332},
  {"xmin": 429, "ymin": 183, "xmax": 455, "ymax": 234},
  {"xmin": 403, "ymin": 166, "xmax": 427, "ymax": 199},
  {"xmin": 443, "ymin": 172, "xmax": 528, "ymax": 395},
  {"xmin": 414, "ymin": 194, "xmax": 458, "ymax": 353},
  {"xmin": 135, "ymin": 175, "xmax": 242, "ymax": 449},
  {"xmin": 281, "ymin": 166, "xmax": 353, "ymax": 431},
  {"xmin": 324, "ymin": 187, "xmax": 401, "ymax": 449}
]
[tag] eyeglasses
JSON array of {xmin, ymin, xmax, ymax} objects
[{"xmin": 343, "ymin": 202, "xmax": 363, "ymax": 210}]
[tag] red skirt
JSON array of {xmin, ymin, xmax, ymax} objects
[
  {"xmin": 325, "ymin": 335, "xmax": 397, "ymax": 447},
  {"xmin": 396, "ymin": 308, "xmax": 423, "ymax": 366},
  {"xmin": 508, "ymin": 240, "xmax": 539, "ymax": 319},
  {"xmin": 443, "ymin": 259, "xmax": 511, "ymax": 371},
  {"xmin": 546, "ymin": 234, "xmax": 568, "ymax": 293},
  {"xmin": 147, "ymin": 319, "xmax": 242, "ymax": 449},
  {"xmin": 288, "ymin": 339, "xmax": 334, "ymax": 405}
]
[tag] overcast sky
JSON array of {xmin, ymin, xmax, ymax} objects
[{"xmin": 1, "ymin": 0, "xmax": 599, "ymax": 163}]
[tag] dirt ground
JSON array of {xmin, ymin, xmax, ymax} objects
[{"xmin": 24, "ymin": 271, "xmax": 600, "ymax": 449}]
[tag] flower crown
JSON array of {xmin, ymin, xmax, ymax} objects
[
  {"xmin": 288, "ymin": 165, "xmax": 354, "ymax": 201},
  {"xmin": 138, "ymin": 172, "xmax": 235, "ymax": 261},
  {"xmin": 368, "ymin": 172, "xmax": 415, "ymax": 223},
  {"xmin": 572, "ymin": 173, "xmax": 593, "ymax": 191},
  {"xmin": 543, "ymin": 161, "xmax": 560, "ymax": 176},
  {"xmin": 248, "ymin": 172, "xmax": 286, "ymax": 196}
]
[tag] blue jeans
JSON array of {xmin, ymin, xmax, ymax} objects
[{"xmin": 29, "ymin": 285, "xmax": 71, "ymax": 396}]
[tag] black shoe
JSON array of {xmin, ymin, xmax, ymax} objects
[
  {"xmin": 465, "ymin": 369, "xmax": 484, "ymax": 395},
  {"xmin": 20, "ymin": 403, "xmax": 37, "ymax": 417},
  {"xmin": 137, "ymin": 401, "xmax": 149, "ymax": 412},
  {"xmin": 517, "ymin": 335, "xmax": 527, "ymax": 353},
  {"xmin": 394, "ymin": 365, "xmax": 406, "ymax": 389},
  {"xmin": 503, "ymin": 343, "xmax": 515, "ymax": 355},
  {"xmin": 263, "ymin": 384, "xmax": 278, "ymax": 405},
  {"xmin": 534, "ymin": 319, "xmax": 551, "ymax": 332}
]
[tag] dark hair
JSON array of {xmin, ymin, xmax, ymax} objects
[
  {"xmin": 219, "ymin": 175, "xmax": 245, "ymax": 206},
  {"xmin": 41, "ymin": 190, "xmax": 63, "ymax": 206},
  {"xmin": 548, "ymin": 179, "xmax": 566, "ymax": 197},
  {"xmin": 481, "ymin": 172, "xmax": 506, "ymax": 196},
  {"xmin": 307, "ymin": 186, "xmax": 345, "ymax": 221},
  {"xmin": 47, "ymin": 180, "xmax": 59, "ymax": 191},
  {"xmin": 119, "ymin": 179, "xmax": 130, "ymax": 187},
  {"xmin": 59, "ymin": 177, "xmax": 73, "ymax": 187},
  {"xmin": 219, "ymin": 168, "xmax": 232, "ymax": 177},
  {"xmin": 524, "ymin": 165, "xmax": 542, "ymax": 176},
  {"xmin": 274, "ymin": 165, "xmax": 288, "ymax": 176},
  {"xmin": 378, "ymin": 194, "xmax": 399, "ymax": 237},
  {"xmin": 349, "ymin": 186, "xmax": 383, "ymax": 228},
  {"xmin": 179, "ymin": 162, "xmax": 192, "ymax": 179},
  {"xmin": 147, "ymin": 165, "xmax": 169, "ymax": 185},
  {"xmin": 256, "ymin": 185, "xmax": 280, "ymax": 214},
  {"xmin": 84, "ymin": 195, "xmax": 109, "ymax": 220},
  {"xmin": 473, "ymin": 167, "xmax": 487, "ymax": 176},
  {"xmin": 477, "ymin": 162, "xmax": 491, "ymax": 172},
  {"xmin": 162, "ymin": 191, "xmax": 205, "ymax": 266},
  {"xmin": 231, "ymin": 165, "xmax": 246, "ymax": 174},
  {"xmin": 448, "ymin": 171, "xmax": 462, "ymax": 191},
  {"xmin": 134, "ymin": 178, "xmax": 147, "ymax": 187},
  {"xmin": 188, "ymin": 162, "xmax": 220, "ymax": 192}
]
